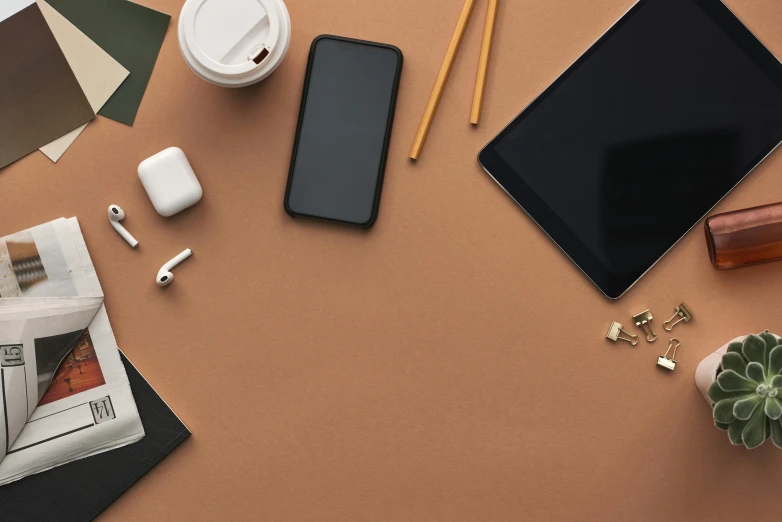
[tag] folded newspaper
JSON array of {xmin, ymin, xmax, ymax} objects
[{"xmin": 0, "ymin": 218, "xmax": 144, "ymax": 485}]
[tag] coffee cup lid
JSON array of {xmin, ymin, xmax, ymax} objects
[{"xmin": 180, "ymin": 0, "xmax": 290, "ymax": 85}]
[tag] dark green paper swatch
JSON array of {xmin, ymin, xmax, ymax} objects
[{"xmin": 46, "ymin": 0, "xmax": 170, "ymax": 126}]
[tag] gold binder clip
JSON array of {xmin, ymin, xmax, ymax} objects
[
  {"xmin": 663, "ymin": 303, "xmax": 694, "ymax": 332},
  {"xmin": 632, "ymin": 309, "xmax": 657, "ymax": 342},
  {"xmin": 606, "ymin": 321, "xmax": 638, "ymax": 346},
  {"xmin": 657, "ymin": 338, "xmax": 680, "ymax": 371}
]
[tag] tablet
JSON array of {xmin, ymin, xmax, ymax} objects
[{"xmin": 478, "ymin": 0, "xmax": 782, "ymax": 298}]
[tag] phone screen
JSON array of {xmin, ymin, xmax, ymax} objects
[{"xmin": 285, "ymin": 37, "xmax": 402, "ymax": 227}]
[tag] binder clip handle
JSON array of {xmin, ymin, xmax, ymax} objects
[{"xmin": 663, "ymin": 338, "xmax": 680, "ymax": 359}]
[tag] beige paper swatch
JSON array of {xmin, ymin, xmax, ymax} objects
[{"xmin": 37, "ymin": 0, "xmax": 128, "ymax": 162}]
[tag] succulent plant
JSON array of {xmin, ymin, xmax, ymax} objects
[{"xmin": 708, "ymin": 331, "xmax": 782, "ymax": 449}]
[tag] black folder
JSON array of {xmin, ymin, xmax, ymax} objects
[{"xmin": 1, "ymin": 353, "xmax": 190, "ymax": 521}]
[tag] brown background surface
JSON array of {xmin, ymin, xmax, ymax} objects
[{"xmin": 3, "ymin": 0, "xmax": 782, "ymax": 519}]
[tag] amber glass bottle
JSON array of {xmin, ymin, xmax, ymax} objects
[{"xmin": 705, "ymin": 202, "xmax": 782, "ymax": 270}]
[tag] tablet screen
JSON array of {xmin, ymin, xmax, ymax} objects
[{"xmin": 479, "ymin": 0, "xmax": 782, "ymax": 298}]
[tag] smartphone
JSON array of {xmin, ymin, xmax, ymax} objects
[{"xmin": 284, "ymin": 35, "xmax": 403, "ymax": 228}]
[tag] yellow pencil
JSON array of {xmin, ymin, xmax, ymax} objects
[
  {"xmin": 409, "ymin": 0, "xmax": 477, "ymax": 160},
  {"xmin": 470, "ymin": 0, "xmax": 499, "ymax": 125}
]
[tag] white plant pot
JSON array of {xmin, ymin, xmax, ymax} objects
[{"xmin": 694, "ymin": 335, "xmax": 746, "ymax": 404}]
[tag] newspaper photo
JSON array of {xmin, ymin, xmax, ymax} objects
[{"xmin": 0, "ymin": 218, "xmax": 144, "ymax": 485}]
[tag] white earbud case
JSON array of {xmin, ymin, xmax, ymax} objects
[{"xmin": 138, "ymin": 147, "xmax": 203, "ymax": 217}]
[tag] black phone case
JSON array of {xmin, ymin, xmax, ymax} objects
[{"xmin": 284, "ymin": 35, "xmax": 403, "ymax": 229}]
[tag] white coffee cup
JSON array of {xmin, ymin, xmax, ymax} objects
[{"xmin": 178, "ymin": 0, "xmax": 291, "ymax": 88}]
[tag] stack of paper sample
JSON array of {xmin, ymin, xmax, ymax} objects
[{"xmin": 0, "ymin": 0, "xmax": 170, "ymax": 167}]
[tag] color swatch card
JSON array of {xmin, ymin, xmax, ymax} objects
[
  {"xmin": 0, "ymin": 0, "xmax": 94, "ymax": 169},
  {"xmin": 37, "ymin": 0, "xmax": 129, "ymax": 162},
  {"xmin": 46, "ymin": 0, "xmax": 171, "ymax": 126}
]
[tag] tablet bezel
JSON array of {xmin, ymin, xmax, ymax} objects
[{"xmin": 478, "ymin": 0, "xmax": 782, "ymax": 299}]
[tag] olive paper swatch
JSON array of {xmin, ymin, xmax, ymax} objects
[
  {"xmin": 46, "ymin": 0, "xmax": 170, "ymax": 126},
  {"xmin": 0, "ymin": 1, "xmax": 94, "ymax": 169}
]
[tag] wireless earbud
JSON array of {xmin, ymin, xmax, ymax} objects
[
  {"xmin": 156, "ymin": 248, "xmax": 192, "ymax": 287},
  {"xmin": 108, "ymin": 205, "xmax": 139, "ymax": 248}
]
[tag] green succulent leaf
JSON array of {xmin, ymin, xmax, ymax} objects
[
  {"xmin": 760, "ymin": 331, "xmax": 779, "ymax": 368},
  {"xmin": 743, "ymin": 335, "xmax": 767, "ymax": 366},
  {"xmin": 715, "ymin": 421, "xmax": 731, "ymax": 431},
  {"xmin": 718, "ymin": 370, "xmax": 758, "ymax": 392},
  {"xmin": 722, "ymin": 352, "xmax": 748, "ymax": 376},
  {"xmin": 741, "ymin": 408, "xmax": 769, "ymax": 449},
  {"xmin": 769, "ymin": 346, "xmax": 782, "ymax": 377},
  {"xmin": 734, "ymin": 395, "xmax": 763, "ymax": 420},
  {"xmin": 765, "ymin": 397, "xmax": 782, "ymax": 420},
  {"xmin": 746, "ymin": 362, "xmax": 766, "ymax": 383},
  {"xmin": 715, "ymin": 397, "xmax": 743, "ymax": 423},
  {"xmin": 727, "ymin": 341, "xmax": 746, "ymax": 358},
  {"xmin": 771, "ymin": 375, "xmax": 782, "ymax": 388},
  {"xmin": 708, "ymin": 380, "xmax": 751, "ymax": 403},
  {"xmin": 728, "ymin": 419, "xmax": 748, "ymax": 445},
  {"xmin": 771, "ymin": 420, "xmax": 782, "ymax": 449}
]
